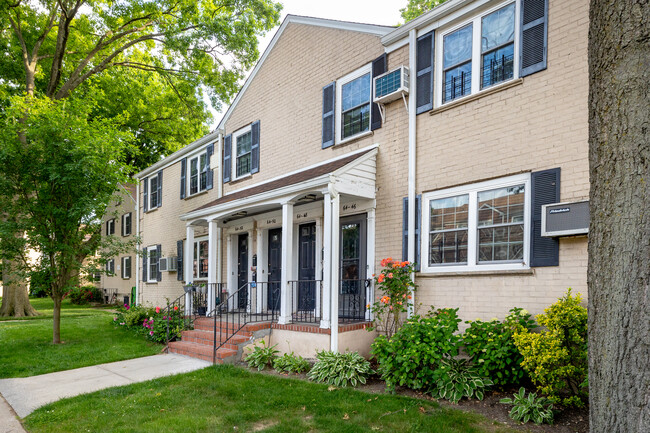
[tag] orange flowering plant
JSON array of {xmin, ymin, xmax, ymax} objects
[{"xmin": 366, "ymin": 257, "xmax": 417, "ymax": 338}]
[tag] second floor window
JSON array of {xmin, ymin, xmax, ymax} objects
[
  {"xmin": 336, "ymin": 64, "xmax": 372, "ymax": 142},
  {"xmin": 106, "ymin": 219, "xmax": 115, "ymax": 236},
  {"xmin": 236, "ymin": 130, "xmax": 252, "ymax": 178},
  {"xmin": 189, "ymin": 154, "xmax": 208, "ymax": 195},
  {"xmin": 121, "ymin": 213, "xmax": 132, "ymax": 236},
  {"xmin": 439, "ymin": 1, "xmax": 518, "ymax": 104},
  {"xmin": 149, "ymin": 176, "xmax": 159, "ymax": 209}
]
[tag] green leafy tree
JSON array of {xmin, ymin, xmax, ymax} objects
[
  {"xmin": 400, "ymin": 0, "xmax": 447, "ymax": 22},
  {"xmin": 0, "ymin": 0, "xmax": 281, "ymax": 336}
]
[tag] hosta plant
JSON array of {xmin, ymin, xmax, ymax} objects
[
  {"xmin": 244, "ymin": 341, "xmax": 279, "ymax": 371},
  {"xmin": 273, "ymin": 352, "xmax": 311, "ymax": 374},
  {"xmin": 500, "ymin": 387, "xmax": 555, "ymax": 425},
  {"xmin": 307, "ymin": 350, "xmax": 373, "ymax": 387},
  {"xmin": 429, "ymin": 358, "xmax": 493, "ymax": 403}
]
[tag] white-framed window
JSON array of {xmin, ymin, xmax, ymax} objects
[
  {"xmin": 147, "ymin": 246, "xmax": 159, "ymax": 283},
  {"xmin": 188, "ymin": 152, "xmax": 208, "ymax": 196},
  {"xmin": 149, "ymin": 176, "xmax": 159, "ymax": 210},
  {"xmin": 230, "ymin": 125, "xmax": 252, "ymax": 179},
  {"xmin": 106, "ymin": 219, "xmax": 115, "ymax": 236},
  {"xmin": 421, "ymin": 173, "xmax": 531, "ymax": 273},
  {"xmin": 121, "ymin": 256, "xmax": 132, "ymax": 279},
  {"xmin": 106, "ymin": 258, "xmax": 115, "ymax": 276},
  {"xmin": 336, "ymin": 63, "xmax": 372, "ymax": 143},
  {"xmin": 436, "ymin": 0, "xmax": 519, "ymax": 105},
  {"xmin": 121, "ymin": 213, "xmax": 132, "ymax": 236},
  {"xmin": 192, "ymin": 237, "xmax": 209, "ymax": 280}
]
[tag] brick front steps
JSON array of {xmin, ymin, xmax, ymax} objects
[{"xmin": 167, "ymin": 318, "xmax": 272, "ymax": 363}]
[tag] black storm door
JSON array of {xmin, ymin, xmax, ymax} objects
[
  {"xmin": 298, "ymin": 223, "xmax": 317, "ymax": 311},
  {"xmin": 237, "ymin": 233, "xmax": 248, "ymax": 309},
  {"xmin": 267, "ymin": 228, "xmax": 282, "ymax": 311},
  {"xmin": 339, "ymin": 215, "xmax": 367, "ymax": 319}
]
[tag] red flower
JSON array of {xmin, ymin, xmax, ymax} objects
[{"xmin": 173, "ymin": 306, "xmax": 179, "ymax": 311}]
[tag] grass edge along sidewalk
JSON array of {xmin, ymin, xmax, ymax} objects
[
  {"xmin": 23, "ymin": 365, "xmax": 517, "ymax": 433},
  {"xmin": 0, "ymin": 298, "xmax": 161, "ymax": 378}
]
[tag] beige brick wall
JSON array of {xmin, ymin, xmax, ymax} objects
[
  {"xmin": 413, "ymin": 0, "xmax": 590, "ymax": 322},
  {"xmin": 101, "ymin": 184, "xmax": 138, "ymax": 301},
  {"xmin": 139, "ymin": 152, "xmax": 216, "ymax": 306}
]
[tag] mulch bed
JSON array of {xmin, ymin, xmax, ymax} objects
[{"xmin": 242, "ymin": 364, "xmax": 589, "ymax": 433}]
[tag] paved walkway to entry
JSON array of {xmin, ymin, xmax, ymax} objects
[{"xmin": 0, "ymin": 353, "xmax": 211, "ymax": 426}]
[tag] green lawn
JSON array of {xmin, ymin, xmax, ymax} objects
[
  {"xmin": 0, "ymin": 297, "xmax": 161, "ymax": 378},
  {"xmin": 24, "ymin": 365, "xmax": 515, "ymax": 433}
]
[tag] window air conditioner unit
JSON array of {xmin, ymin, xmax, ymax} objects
[
  {"xmin": 159, "ymin": 257, "xmax": 177, "ymax": 272},
  {"xmin": 373, "ymin": 65, "xmax": 409, "ymax": 104},
  {"xmin": 541, "ymin": 200, "xmax": 589, "ymax": 237}
]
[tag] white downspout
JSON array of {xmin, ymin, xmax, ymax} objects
[
  {"xmin": 135, "ymin": 180, "xmax": 140, "ymax": 306},
  {"xmin": 407, "ymin": 29, "xmax": 418, "ymax": 317},
  {"xmin": 328, "ymin": 184, "xmax": 340, "ymax": 352},
  {"xmin": 216, "ymin": 130, "xmax": 224, "ymax": 287}
]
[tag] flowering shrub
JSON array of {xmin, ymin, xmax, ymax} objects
[
  {"xmin": 371, "ymin": 307, "xmax": 461, "ymax": 392},
  {"xmin": 367, "ymin": 258, "xmax": 416, "ymax": 338},
  {"xmin": 513, "ymin": 289, "xmax": 588, "ymax": 407},
  {"xmin": 66, "ymin": 285, "xmax": 103, "ymax": 304},
  {"xmin": 462, "ymin": 307, "xmax": 536, "ymax": 386},
  {"xmin": 112, "ymin": 303, "xmax": 185, "ymax": 344}
]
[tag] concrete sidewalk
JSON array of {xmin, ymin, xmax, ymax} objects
[{"xmin": 0, "ymin": 353, "xmax": 211, "ymax": 421}]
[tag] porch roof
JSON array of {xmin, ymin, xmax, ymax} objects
[{"xmin": 181, "ymin": 146, "xmax": 377, "ymax": 221}]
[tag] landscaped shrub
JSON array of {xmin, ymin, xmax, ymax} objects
[
  {"xmin": 244, "ymin": 341, "xmax": 279, "ymax": 371},
  {"xmin": 371, "ymin": 307, "xmax": 461, "ymax": 392},
  {"xmin": 273, "ymin": 352, "xmax": 311, "ymax": 374},
  {"xmin": 500, "ymin": 387, "xmax": 555, "ymax": 425},
  {"xmin": 462, "ymin": 307, "xmax": 536, "ymax": 386},
  {"xmin": 513, "ymin": 289, "xmax": 588, "ymax": 407},
  {"xmin": 430, "ymin": 358, "xmax": 493, "ymax": 403},
  {"xmin": 367, "ymin": 258, "xmax": 417, "ymax": 338},
  {"xmin": 307, "ymin": 350, "xmax": 373, "ymax": 387},
  {"xmin": 66, "ymin": 285, "xmax": 103, "ymax": 304},
  {"xmin": 113, "ymin": 303, "xmax": 185, "ymax": 344}
]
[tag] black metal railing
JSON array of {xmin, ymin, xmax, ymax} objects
[
  {"xmin": 443, "ymin": 70, "xmax": 472, "ymax": 103},
  {"xmin": 290, "ymin": 280, "xmax": 323, "ymax": 323},
  {"xmin": 339, "ymin": 279, "xmax": 371, "ymax": 323},
  {"xmin": 163, "ymin": 292, "xmax": 192, "ymax": 349},
  {"xmin": 211, "ymin": 282, "xmax": 281, "ymax": 364},
  {"xmin": 481, "ymin": 52, "xmax": 514, "ymax": 89}
]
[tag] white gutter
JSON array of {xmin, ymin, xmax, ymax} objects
[
  {"xmin": 135, "ymin": 181, "xmax": 140, "ymax": 306},
  {"xmin": 407, "ymin": 29, "xmax": 417, "ymax": 317}
]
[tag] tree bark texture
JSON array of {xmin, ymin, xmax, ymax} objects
[
  {"xmin": 588, "ymin": 1, "xmax": 649, "ymax": 432},
  {"xmin": 0, "ymin": 259, "xmax": 38, "ymax": 317}
]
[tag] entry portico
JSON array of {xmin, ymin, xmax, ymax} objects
[{"xmin": 180, "ymin": 146, "xmax": 378, "ymax": 351}]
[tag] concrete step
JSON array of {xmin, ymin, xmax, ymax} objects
[
  {"xmin": 168, "ymin": 341, "xmax": 237, "ymax": 364},
  {"xmin": 180, "ymin": 329, "xmax": 249, "ymax": 350}
]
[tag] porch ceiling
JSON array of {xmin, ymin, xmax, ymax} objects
[{"xmin": 181, "ymin": 146, "xmax": 377, "ymax": 222}]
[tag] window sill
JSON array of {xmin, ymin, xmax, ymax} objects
[
  {"xmin": 335, "ymin": 130, "xmax": 373, "ymax": 147},
  {"xmin": 144, "ymin": 206, "xmax": 159, "ymax": 214},
  {"xmin": 229, "ymin": 173, "xmax": 253, "ymax": 185},
  {"xmin": 145, "ymin": 281, "xmax": 158, "ymax": 284},
  {"xmin": 184, "ymin": 190, "xmax": 210, "ymax": 200},
  {"xmin": 416, "ymin": 268, "xmax": 534, "ymax": 278},
  {"xmin": 430, "ymin": 78, "xmax": 523, "ymax": 116}
]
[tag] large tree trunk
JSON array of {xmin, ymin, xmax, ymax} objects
[
  {"xmin": 587, "ymin": 1, "xmax": 649, "ymax": 432},
  {"xmin": 0, "ymin": 259, "xmax": 38, "ymax": 317}
]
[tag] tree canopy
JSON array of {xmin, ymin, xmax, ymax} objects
[{"xmin": 400, "ymin": 0, "xmax": 446, "ymax": 22}]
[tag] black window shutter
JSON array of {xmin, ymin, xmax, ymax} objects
[
  {"xmin": 416, "ymin": 31, "xmax": 434, "ymax": 114},
  {"xmin": 402, "ymin": 197, "xmax": 408, "ymax": 262},
  {"xmin": 142, "ymin": 248, "xmax": 148, "ymax": 282},
  {"xmin": 206, "ymin": 144, "xmax": 214, "ymax": 190},
  {"xmin": 371, "ymin": 54, "xmax": 387, "ymax": 131},
  {"xmin": 322, "ymin": 82, "xmax": 335, "ymax": 148},
  {"xmin": 520, "ymin": 0, "xmax": 548, "ymax": 77},
  {"xmin": 120, "ymin": 215, "xmax": 124, "ymax": 236},
  {"xmin": 530, "ymin": 168, "xmax": 560, "ymax": 267},
  {"xmin": 106, "ymin": 221, "xmax": 109, "ymax": 236},
  {"xmin": 177, "ymin": 240, "xmax": 184, "ymax": 281},
  {"xmin": 156, "ymin": 244, "xmax": 162, "ymax": 281},
  {"xmin": 143, "ymin": 178, "xmax": 148, "ymax": 212},
  {"xmin": 223, "ymin": 134, "xmax": 232, "ymax": 183},
  {"xmin": 415, "ymin": 194, "xmax": 421, "ymax": 271},
  {"xmin": 180, "ymin": 157, "xmax": 187, "ymax": 199},
  {"xmin": 156, "ymin": 171, "xmax": 163, "ymax": 207},
  {"xmin": 250, "ymin": 120, "xmax": 260, "ymax": 174}
]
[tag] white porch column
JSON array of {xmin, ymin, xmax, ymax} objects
[
  {"xmin": 320, "ymin": 192, "xmax": 332, "ymax": 329},
  {"xmin": 366, "ymin": 208, "xmax": 376, "ymax": 321},
  {"xmin": 184, "ymin": 225, "xmax": 195, "ymax": 317},
  {"xmin": 256, "ymin": 229, "xmax": 264, "ymax": 314},
  {"xmin": 278, "ymin": 201, "xmax": 294, "ymax": 324},
  {"xmin": 330, "ymin": 191, "xmax": 340, "ymax": 353},
  {"xmin": 207, "ymin": 219, "xmax": 218, "ymax": 315}
]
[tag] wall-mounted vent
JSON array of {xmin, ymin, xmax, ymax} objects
[
  {"xmin": 542, "ymin": 200, "xmax": 589, "ymax": 237},
  {"xmin": 373, "ymin": 66, "xmax": 409, "ymax": 104}
]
